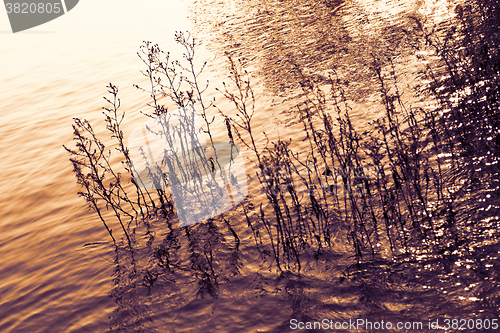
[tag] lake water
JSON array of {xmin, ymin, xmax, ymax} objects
[
  {"xmin": 0, "ymin": 1, "xmax": 194, "ymax": 331},
  {"xmin": 2, "ymin": 0, "xmax": 493, "ymax": 332}
]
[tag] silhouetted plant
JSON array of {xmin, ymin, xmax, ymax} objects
[
  {"xmin": 64, "ymin": 116, "xmax": 132, "ymax": 247},
  {"xmin": 69, "ymin": 4, "xmax": 500, "ymax": 323}
]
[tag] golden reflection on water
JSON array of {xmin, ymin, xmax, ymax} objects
[
  {"xmin": 192, "ymin": 0, "xmax": 461, "ymax": 132},
  {"xmin": 1, "ymin": 0, "xmax": 496, "ymax": 331},
  {"xmin": 107, "ymin": 0, "xmax": 500, "ymax": 331},
  {"xmin": 0, "ymin": 1, "xmax": 194, "ymax": 332}
]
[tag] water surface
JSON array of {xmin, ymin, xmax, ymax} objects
[{"xmin": 2, "ymin": 0, "xmax": 498, "ymax": 332}]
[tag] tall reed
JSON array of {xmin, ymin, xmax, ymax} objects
[{"xmin": 67, "ymin": 0, "xmax": 499, "ymax": 296}]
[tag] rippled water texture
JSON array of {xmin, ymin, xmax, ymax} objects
[
  {"xmin": 2, "ymin": 0, "xmax": 499, "ymax": 332},
  {"xmin": 0, "ymin": 1, "xmax": 193, "ymax": 332}
]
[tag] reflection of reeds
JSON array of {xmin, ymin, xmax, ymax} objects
[
  {"xmin": 212, "ymin": 0, "xmax": 500, "ymax": 272},
  {"xmin": 67, "ymin": 1, "xmax": 499, "ymax": 316}
]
